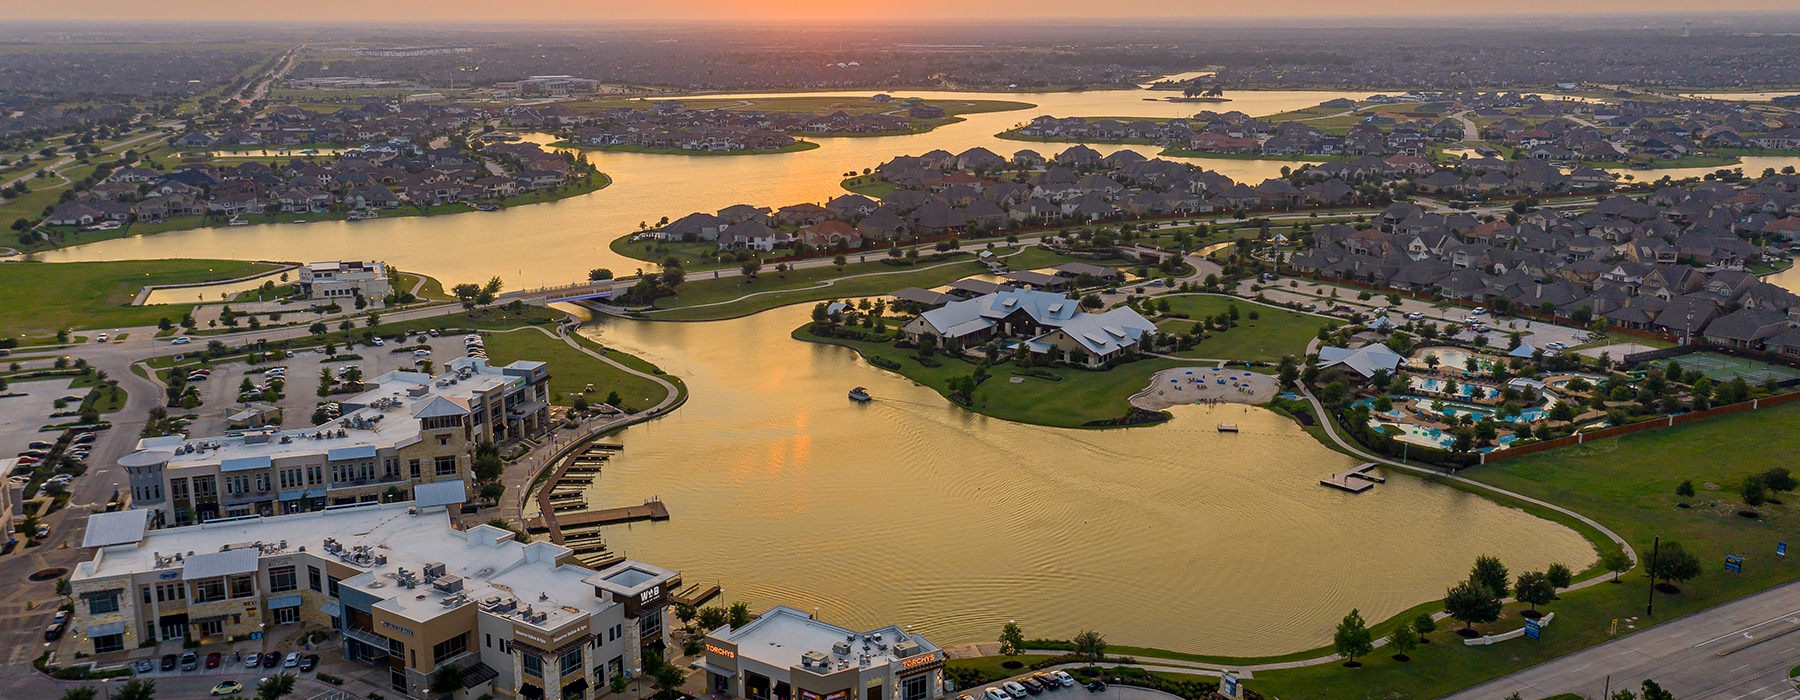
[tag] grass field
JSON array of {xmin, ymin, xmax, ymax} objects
[
  {"xmin": 477, "ymin": 327, "xmax": 680, "ymax": 412},
  {"xmin": 0, "ymin": 259, "xmax": 281, "ymax": 338},
  {"xmin": 797, "ymin": 323, "xmax": 1184, "ymax": 428},
  {"xmin": 839, "ymin": 175, "xmax": 897, "ymax": 199},
  {"xmin": 1248, "ymin": 403, "xmax": 1800, "ymax": 699},
  {"xmin": 646, "ymin": 247, "xmax": 1078, "ymax": 321},
  {"xmin": 1156, "ymin": 295, "xmax": 1336, "ymax": 362}
]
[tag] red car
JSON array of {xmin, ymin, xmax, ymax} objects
[{"xmin": 204, "ymin": 652, "xmax": 222, "ymax": 669}]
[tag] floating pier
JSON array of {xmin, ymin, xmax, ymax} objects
[
  {"xmin": 1320, "ymin": 463, "xmax": 1386, "ymax": 493},
  {"xmin": 551, "ymin": 499, "xmax": 669, "ymax": 529},
  {"xmin": 670, "ymin": 583, "xmax": 722, "ymax": 607}
]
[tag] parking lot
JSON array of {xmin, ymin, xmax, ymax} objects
[
  {"xmin": 174, "ymin": 332, "xmax": 480, "ymax": 436},
  {"xmin": 0, "ymin": 376, "xmax": 81, "ymax": 460},
  {"xmin": 955, "ymin": 671, "xmax": 1183, "ymax": 700}
]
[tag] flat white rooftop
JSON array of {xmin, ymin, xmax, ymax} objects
[
  {"xmin": 76, "ymin": 500, "xmax": 611, "ymax": 631},
  {"xmin": 720, "ymin": 605, "xmax": 937, "ymax": 673}
]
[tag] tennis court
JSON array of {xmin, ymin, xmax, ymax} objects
[{"xmin": 1658, "ymin": 352, "xmax": 1800, "ymax": 384}]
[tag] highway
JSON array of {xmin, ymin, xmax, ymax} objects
[{"xmin": 1446, "ymin": 579, "xmax": 1800, "ymax": 700}]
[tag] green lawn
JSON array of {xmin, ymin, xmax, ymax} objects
[
  {"xmin": 1249, "ymin": 403, "xmax": 1800, "ymax": 699},
  {"xmin": 840, "ymin": 176, "xmax": 897, "ymax": 199},
  {"xmin": 477, "ymin": 328, "xmax": 681, "ymax": 412},
  {"xmin": 0, "ymin": 259, "xmax": 281, "ymax": 339},
  {"xmin": 1156, "ymin": 294, "xmax": 1336, "ymax": 362},
  {"xmin": 609, "ymin": 236, "xmax": 737, "ymax": 272},
  {"xmin": 796, "ymin": 324, "xmax": 1181, "ymax": 428},
  {"xmin": 646, "ymin": 247, "xmax": 1079, "ymax": 321}
]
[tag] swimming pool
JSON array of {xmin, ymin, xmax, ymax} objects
[{"xmin": 1409, "ymin": 376, "xmax": 1501, "ymax": 401}]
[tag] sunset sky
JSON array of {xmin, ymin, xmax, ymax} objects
[{"xmin": 5, "ymin": 0, "xmax": 1794, "ymax": 22}]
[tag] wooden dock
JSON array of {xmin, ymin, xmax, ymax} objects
[
  {"xmin": 551, "ymin": 499, "xmax": 669, "ymax": 529},
  {"xmin": 670, "ymin": 583, "xmax": 722, "ymax": 607},
  {"xmin": 1320, "ymin": 463, "xmax": 1385, "ymax": 493}
]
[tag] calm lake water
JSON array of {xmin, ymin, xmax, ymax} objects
[
  {"xmin": 549, "ymin": 304, "xmax": 1595, "ymax": 655},
  {"xmin": 35, "ymin": 87, "xmax": 1363, "ymax": 287}
]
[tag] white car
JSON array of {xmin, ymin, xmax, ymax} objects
[
  {"xmin": 171, "ymin": 337, "xmax": 191, "ymax": 345},
  {"xmin": 283, "ymin": 652, "xmax": 300, "ymax": 668},
  {"xmin": 1405, "ymin": 312, "xmax": 1425, "ymax": 320},
  {"xmin": 1053, "ymin": 672, "xmax": 1076, "ymax": 687},
  {"xmin": 984, "ymin": 689, "xmax": 1010, "ymax": 700},
  {"xmin": 371, "ymin": 338, "xmax": 384, "ymax": 346},
  {"xmin": 1003, "ymin": 682, "xmax": 1029, "ymax": 699},
  {"xmin": 1472, "ymin": 307, "xmax": 1486, "ymax": 315},
  {"xmin": 95, "ymin": 333, "xmax": 108, "ymax": 343}
]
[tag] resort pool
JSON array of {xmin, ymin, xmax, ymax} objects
[
  {"xmin": 1408, "ymin": 376, "xmax": 1500, "ymax": 401},
  {"xmin": 1412, "ymin": 347, "xmax": 1501, "ymax": 372}
]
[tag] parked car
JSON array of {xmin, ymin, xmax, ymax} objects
[
  {"xmin": 1032, "ymin": 672, "xmax": 1060, "ymax": 689},
  {"xmin": 180, "ymin": 651, "xmax": 198, "ymax": 671},
  {"xmin": 1003, "ymin": 681, "xmax": 1029, "ymax": 699},
  {"xmin": 243, "ymin": 652, "xmax": 260, "ymax": 669},
  {"xmin": 94, "ymin": 333, "xmax": 108, "ymax": 343},
  {"xmin": 1021, "ymin": 678, "xmax": 1044, "ymax": 694},
  {"xmin": 161, "ymin": 654, "xmax": 179, "ymax": 672},
  {"xmin": 71, "ymin": 433, "xmax": 95, "ymax": 444},
  {"xmin": 984, "ymin": 689, "xmax": 1010, "ymax": 700},
  {"xmin": 371, "ymin": 337, "xmax": 384, "ymax": 346},
  {"xmin": 1053, "ymin": 671, "xmax": 1077, "ymax": 687},
  {"xmin": 133, "ymin": 659, "xmax": 154, "ymax": 674},
  {"xmin": 43, "ymin": 623, "xmax": 64, "ymax": 641},
  {"xmin": 1405, "ymin": 312, "xmax": 1425, "ymax": 320},
  {"xmin": 284, "ymin": 652, "xmax": 300, "ymax": 668},
  {"xmin": 205, "ymin": 651, "xmax": 222, "ymax": 669},
  {"xmin": 299, "ymin": 654, "xmax": 319, "ymax": 672},
  {"xmin": 1472, "ymin": 307, "xmax": 1486, "ymax": 315},
  {"xmin": 1086, "ymin": 682, "xmax": 1106, "ymax": 693},
  {"xmin": 51, "ymin": 610, "xmax": 68, "ymax": 625},
  {"xmin": 262, "ymin": 652, "xmax": 280, "ymax": 668},
  {"xmin": 26, "ymin": 441, "xmax": 52, "ymax": 451},
  {"xmin": 209, "ymin": 680, "xmax": 242, "ymax": 696}
]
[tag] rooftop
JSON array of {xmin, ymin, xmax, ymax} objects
[
  {"xmin": 718, "ymin": 605, "xmax": 937, "ymax": 674},
  {"xmin": 132, "ymin": 358, "xmax": 541, "ymax": 469},
  {"xmin": 74, "ymin": 499, "xmax": 617, "ymax": 632}
]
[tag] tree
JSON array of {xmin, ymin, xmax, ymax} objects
[
  {"xmin": 1387, "ymin": 621, "xmax": 1419, "ymax": 661},
  {"xmin": 1741, "ymin": 475, "xmax": 1767, "ymax": 507},
  {"xmin": 1513, "ymin": 571, "xmax": 1555, "ymax": 614},
  {"xmin": 1639, "ymin": 679, "xmax": 1674, "ymax": 700},
  {"xmin": 1760, "ymin": 467, "xmax": 1796, "ymax": 493},
  {"xmin": 1650, "ymin": 541, "xmax": 1701, "ymax": 590},
  {"xmin": 998, "ymin": 621, "xmax": 1025, "ymax": 657},
  {"xmin": 1333, "ymin": 608, "xmax": 1373, "ymax": 665},
  {"xmin": 675, "ymin": 603, "xmax": 698, "ymax": 626},
  {"xmin": 59, "ymin": 689, "xmax": 96, "ymax": 700},
  {"xmin": 652, "ymin": 656, "xmax": 687, "ymax": 695},
  {"xmin": 117, "ymin": 679, "xmax": 158, "ymax": 700},
  {"xmin": 1470, "ymin": 555, "xmax": 1510, "ymax": 598},
  {"xmin": 1545, "ymin": 562, "xmax": 1573, "ymax": 591},
  {"xmin": 452, "ymin": 282, "xmax": 482, "ymax": 310},
  {"xmin": 478, "ymin": 276, "xmax": 503, "ymax": 306},
  {"xmin": 1072, "ymin": 629, "xmax": 1107, "ymax": 664},
  {"xmin": 1602, "ymin": 549, "xmax": 1633, "ymax": 583},
  {"xmin": 697, "ymin": 606, "xmax": 728, "ymax": 631},
  {"xmin": 1675, "ymin": 480, "xmax": 1695, "ymax": 499},
  {"xmin": 589, "ymin": 268, "xmax": 614, "ymax": 281},
  {"xmin": 1444, "ymin": 580, "xmax": 1502, "ymax": 631},
  {"xmin": 728, "ymin": 602, "xmax": 752, "ymax": 629},
  {"xmin": 1411, "ymin": 611, "xmax": 1440, "ymax": 637}
]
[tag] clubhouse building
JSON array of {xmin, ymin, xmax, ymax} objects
[{"xmin": 697, "ymin": 606, "xmax": 944, "ymax": 700}]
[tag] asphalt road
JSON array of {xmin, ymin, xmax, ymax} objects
[{"xmin": 1446, "ymin": 578, "xmax": 1800, "ymax": 700}]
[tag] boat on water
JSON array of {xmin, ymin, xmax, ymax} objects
[
  {"xmin": 1217, "ymin": 423, "xmax": 1239, "ymax": 432},
  {"xmin": 848, "ymin": 387, "xmax": 872, "ymax": 402}
]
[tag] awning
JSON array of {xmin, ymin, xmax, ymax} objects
[
  {"xmin": 86, "ymin": 621, "xmax": 127, "ymax": 637},
  {"xmin": 267, "ymin": 594, "xmax": 302, "ymax": 609},
  {"xmin": 320, "ymin": 600, "xmax": 342, "ymax": 617},
  {"xmin": 692, "ymin": 660, "xmax": 735, "ymax": 677},
  {"xmin": 278, "ymin": 487, "xmax": 326, "ymax": 501}
]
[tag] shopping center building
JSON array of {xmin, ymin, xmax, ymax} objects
[
  {"xmin": 69, "ymin": 491, "xmax": 680, "ymax": 700},
  {"xmin": 119, "ymin": 356, "xmax": 550, "ymax": 526},
  {"xmin": 697, "ymin": 606, "xmax": 945, "ymax": 700}
]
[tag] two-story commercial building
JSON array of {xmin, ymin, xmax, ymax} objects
[
  {"xmin": 298, "ymin": 261, "xmax": 393, "ymax": 303},
  {"xmin": 120, "ymin": 357, "xmax": 550, "ymax": 526},
  {"xmin": 69, "ymin": 492, "xmax": 681, "ymax": 700},
  {"xmin": 697, "ymin": 606, "xmax": 944, "ymax": 700}
]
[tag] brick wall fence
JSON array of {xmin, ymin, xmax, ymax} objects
[{"xmin": 1480, "ymin": 390, "xmax": 1800, "ymax": 464}]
